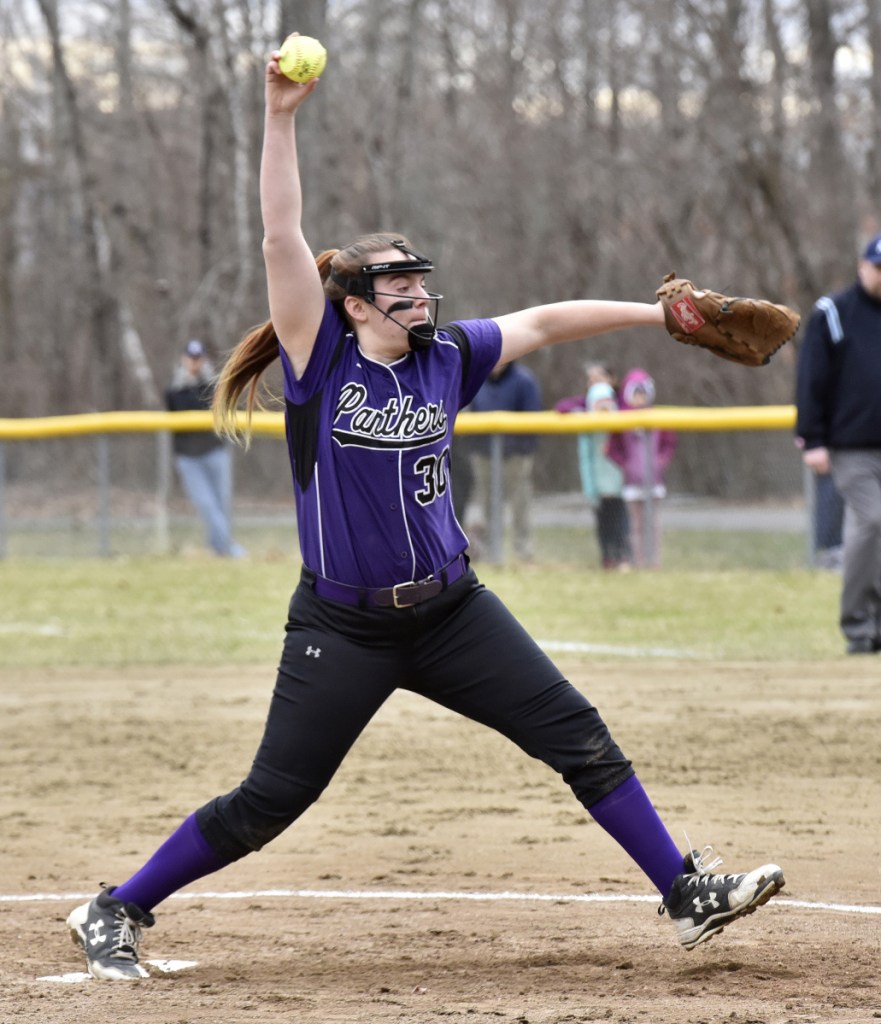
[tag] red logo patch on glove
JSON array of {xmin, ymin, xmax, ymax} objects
[{"xmin": 670, "ymin": 295, "xmax": 707, "ymax": 334}]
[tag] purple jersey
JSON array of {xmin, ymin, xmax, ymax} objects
[{"xmin": 279, "ymin": 300, "xmax": 501, "ymax": 588}]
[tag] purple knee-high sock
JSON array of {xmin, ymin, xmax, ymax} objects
[
  {"xmin": 588, "ymin": 774, "xmax": 685, "ymax": 899},
  {"xmin": 111, "ymin": 813, "xmax": 229, "ymax": 913}
]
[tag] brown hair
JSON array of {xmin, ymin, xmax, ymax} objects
[{"xmin": 213, "ymin": 233, "xmax": 413, "ymax": 443}]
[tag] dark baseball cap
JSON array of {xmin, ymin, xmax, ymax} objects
[
  {"xmin": 862, "ymin": 234, "xmax": 881, "ymax": 264},
  {"xmin": 185, "ymin": 339, "xmax": 204, "ymax": 358}
]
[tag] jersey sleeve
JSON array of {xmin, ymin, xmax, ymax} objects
[
  {"xmin": 279, "ymin": 300, "xmax": 347, "ymax": 405},
  {"xmin": 442, "ymin": 318, "xmax": 503, "ymax": 408}
]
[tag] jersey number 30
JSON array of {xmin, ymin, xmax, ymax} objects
[{"xmin": 414, "ymin": 447, "xmax": 451, "ymax": 506}]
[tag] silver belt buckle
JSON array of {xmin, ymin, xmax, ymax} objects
[{"xmin": 392, "ymin": 581, "xmax": 420, "ymax": 608}]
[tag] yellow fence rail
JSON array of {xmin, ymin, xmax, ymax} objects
[{"xmin": 0, "ymin": 406, "xmax": 798, "ymax": 440}]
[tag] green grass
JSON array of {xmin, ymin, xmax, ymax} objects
[
  {"xmin": 0, "ymin": 541, "xmax": 843, "ymax": 668},
  {"xmin": 532, "ymin": 525, "xmax": 806, "ymax": 572}
]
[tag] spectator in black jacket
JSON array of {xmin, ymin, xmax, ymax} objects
[
  {"xmin": 796, "ymin": 234, "xmax": 881, "ymax": 653},
  {"xmin": 165, "ymin": 340, "xmax": 246, "ymax": 558},
  {"xmin": 467, "ymin": 361, "xmax": 541, "ymax": 561}
]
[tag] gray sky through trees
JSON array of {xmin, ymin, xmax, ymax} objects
[{"xmin": 1, "ymin": 0, "xmax": 878, "ymax": 493}]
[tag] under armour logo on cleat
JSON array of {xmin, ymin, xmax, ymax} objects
[
  {"xmin": 88, "ymin": 921, "xmax": 106, "ymax": 947},
  {"xmin": 305, "ymin": 646, "xmax": 321, "ymax": 658},
  {"xmin": 692, "ymin": 894, "xmax": 720, "ymax": 913}
]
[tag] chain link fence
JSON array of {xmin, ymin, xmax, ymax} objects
[{"xmin": 0, "ymin": 410, "xmax": 831, "ymax": 571}]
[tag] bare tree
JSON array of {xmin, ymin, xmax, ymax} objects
[
  {"xmin": 804, "ymin": 0, "xmax": 855, "ymax": 281},
  {"xmin": 865, "ymin": 0, "xmax": 881, "ymax": 211},
  {"xmin": 5, "ymin": 0, "xmax": 881, "ymax": 497},
  {"xmin": 35, "ymin": 0, "xmax": 124, "ymax": 409},
  {"xmin": 0, "ymin": 6, "xmax": 22, "ymax": 381}
]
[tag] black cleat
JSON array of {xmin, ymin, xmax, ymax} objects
[
  {"xmin": 67, "ymin": 885, "xmax": 155, "ymax": 980},
  {"xmin": 661, "ymin": 847, "xmax": 785, "ymax": 950}
]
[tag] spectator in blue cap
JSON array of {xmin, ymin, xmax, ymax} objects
[{"xmin": 165, "ymin": 340, "xmax": 246, "ymax": 558}]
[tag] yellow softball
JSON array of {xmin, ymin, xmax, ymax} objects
[{"xmin": 278, "ymin": 34, "xmax": 327, "ymax": 83}]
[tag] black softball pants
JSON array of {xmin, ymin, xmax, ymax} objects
[{"xmin": 196, "ymin": 569, "xmax": 633, "ymax": 862}]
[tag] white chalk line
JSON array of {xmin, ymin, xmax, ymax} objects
[
  {"xmin": 30, "ymin": 889, "xmax": 881, "ymax": 984},
  {"xmin": 0, "ymin": 622, "xmax": 65, "ymax": 636},
  {"xmin": 538, "ymin": 639, "xmax": 697, "ymax": 659},
  {"xmin": 6, "ymin": 887, "xmax": 880, "ymax": 916}
]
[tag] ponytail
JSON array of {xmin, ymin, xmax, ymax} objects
[
  {"xmin": 213, "ymin": 248, "xmax": 343, "ymax": 445},
  {"xmin": 212, "ymin": 319, "xmax": 280, "ymax": 445},
  {"xmin": 316, "ymin": 247, "xmax": 339, "ymax": 288}
]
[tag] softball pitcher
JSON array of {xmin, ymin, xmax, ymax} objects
[{"xmin": 66, "ymin": 42, "xmax": 784, "ymax": 981}]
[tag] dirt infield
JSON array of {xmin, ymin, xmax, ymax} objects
[{"xmin": 2, "ymin": 657, "xmax": 880, "ymax": 1023}]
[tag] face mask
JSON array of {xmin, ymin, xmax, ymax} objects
[{"xmin": 330, "ymin": 240, "xmax": 443, "ymax": 351}]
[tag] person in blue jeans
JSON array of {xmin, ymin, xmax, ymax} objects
[
  {"xmin": 468, "ymin": 360, "xmax": 542, "ymax": 561},
  {"xmin": 812, "ymin": 471, "xmax": 844, "ymax": 570},
  {"xmin": 165, "ymin": 339, "xmax": 245, "ymax": 558}
]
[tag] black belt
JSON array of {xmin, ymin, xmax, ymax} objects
[{"xmin": 303, "ymin": 554, "xmax": 469, "ymax": 609}]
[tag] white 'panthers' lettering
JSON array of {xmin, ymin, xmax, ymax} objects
[{"xmin": 334, "ymin": 382, "xmax": 448, "ymax": 446}]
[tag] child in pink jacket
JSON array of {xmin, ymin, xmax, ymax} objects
[{"xmin": 606, "ymin": 368, "xmax": 676, "ymax": 568}]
